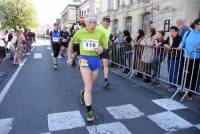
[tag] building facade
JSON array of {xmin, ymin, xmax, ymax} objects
[
  {"xmin": 61, "ymin": 3, "xmax": 80, "ymax": 26},
  {"xmin": 61, "ymin": 0, "xmax": 100, "ymax": 27},
  {"xmin": 99, "ymin": 0, "xmax": 200, "ymax": 37}
]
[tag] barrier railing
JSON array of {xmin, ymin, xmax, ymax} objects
[
  {"xmin": 109, "ymin": 42, "xmax": 200, "ymax": 101},
  {"xmin": 171, "ymin": 50, "xmax": 200, "ymax": 101}
]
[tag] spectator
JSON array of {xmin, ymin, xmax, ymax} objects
[
  {"xmin": 0, "ymin": 38, "xmax": 6, "ymax": 60},
  {"xmin": 13, "ymin": 29, "xmax": 25, "ymax": 65},
  {"xmin": 132, "ymin": 29, "xmax": 145, "ymax": 78},
  {"xmin": 27, "ymin": 29, "xmax": 34, "ymax": 53},
  {"xmin": 176, "ymin": 18, "xmax": 189, "ymax": 39},
  {"xmin": 122, "ymin": 30, "xmax": 132, "ymax": 73},
  {"xmin": 179, "ymin": 18, "xmax": 200, "ymax": 100},
  {"xmin": 8, "ymin": 29, "xmax": 14, "ymax": 59},
  {"xmin": 141, "ymin": 27, "xmax": 156, "ymax": 83},
  {"xmin": 151, "ymin": 31, "xmax": 165, "ymax": 85},
  {"xmin": 164, "ymin": 26, "xmax": 182, "ymax": 92},
  {"xmin": 113, "ymin": 30, "xmax": 124, "ymax": 43}
]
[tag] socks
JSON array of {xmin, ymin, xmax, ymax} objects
[{"xmin": 86, "ymin": 105, "xmax": 92, "ymax": 112}]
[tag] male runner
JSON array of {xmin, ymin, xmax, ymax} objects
[
  {"xmin": 67, "ymin": 14, "xmax": 107, "ymax": 122},
  {"xmin": 97, "ymin": 16, "xmax": 112, "ymax": 88},
  {"xmin": 50, "ymin": 23, "xmax": 62, "ymax": 70}
]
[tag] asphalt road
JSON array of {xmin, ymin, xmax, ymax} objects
[{"xmin": 0, "ymin": 40, "xmax": 199, "ymax": 134}]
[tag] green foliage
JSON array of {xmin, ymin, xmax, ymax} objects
[{"xmin": 0, "ymin": 0, "xmax": 38, "ymax": 29}]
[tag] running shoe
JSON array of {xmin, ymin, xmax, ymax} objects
[
  {"xmin": 104, "ymin": 80, "xmax": 110, "ymax": 88},
  {"xmin": 53, "ymin": 64, "xmax": 58, "ymax": 70},
  {"xmin": 86, "ymin": 111, "xmax": 95, "ymax": 122}
]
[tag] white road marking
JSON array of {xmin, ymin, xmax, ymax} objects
[
  {"xmin": 148, "ymin": 111, "xmax": 193, "ymax": 132},
  {"xmin": 0, "ymin": 58, "xmax": 27, "ymax": 104},
  {"xmin": 47, "ymin": 46, "xmax": 51, "ymax": 50},
  {"xmin": 87, "ymin": 122, "xmax": 132, "ymax": 134},
  {"xmin": 39, "ymin": 133, "xmax": 51, "ymax": 134},
  {"xmin": 0, "ymin": 46, "xmax": 35, "ymax": 104},
  {"xmin": 48, "ymin": 111, "xmax": 85, "ymax": 131},
  {"xmin": 196, "ymin": 124, "xmax": 200, "ymax": 130},
  {"xmin": 0, "ymin": 118, "xmax": 14, "ymax": 134},
  {"xmin": 33, "ymin": 53, "xmax": 42, "ymax": 59},
  {"xmin": 152, "ymin": 98, "xmax": 187, "ymax": 111},
  {"xmin": 106, "ymin": 104, "xmax": 144, "ymax": 119}
]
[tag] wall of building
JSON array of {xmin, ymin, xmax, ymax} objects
[
  {"xmin": 79, "ymin": 1, "xmax": 90, "ymax": 17},
  {"xmin": 101, "ymin": 0, "xmax": 200, "ymax": 38}
]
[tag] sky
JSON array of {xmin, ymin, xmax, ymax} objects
[{"xmin": 32, "ymin": 0, "xmax": 76, "ymax": 25}]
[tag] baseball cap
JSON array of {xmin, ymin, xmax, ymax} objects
[
  {"xmin": 193, "ymin": 18, "xmax": 200, "ymax": 25},
  {"xmin": 103, "ymin": 16, "xmax": 111, "ymax": 22}
]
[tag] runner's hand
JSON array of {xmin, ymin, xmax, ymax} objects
[{"xmin": 96, "ymin": 46, "xmax": 103, "ymax": 54}]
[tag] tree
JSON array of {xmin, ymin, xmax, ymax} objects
[{"xmin": 0, "ymin": 0, "xmax": 38, "ymax": 29}]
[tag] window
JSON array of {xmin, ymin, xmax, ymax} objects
[
  {"xmin": 130, "ymin": 0, "xmax": 134, "ymax": 4},
  {"xmin": 87, "ymin": 8, "xmax": 89, "ymax": 13},
  {"xmin": 117, "ymin": 0, "xmax": 120, "ymax": 8},
  {"xmin": 126, "ymin": 17, "xmax": 132, "ymax": 34},
  {"xmin": 113, "ymin": 19, "xmax": 118, "ymax": 32},
  {"xmin": 96, "ymin": 8, "xmax": 100, "ymax": 14},
  {"xmin": 84, "ymin": 10, "xmax": 86, "ymax": 16},
  {"xmin": 142, "ymin": 12, "xmax": 153, "ymax": 33}
]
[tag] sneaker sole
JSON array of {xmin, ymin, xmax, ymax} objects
[{"xmin": 87, "ymin": 117, "xmax": 95, "ymax": 122}]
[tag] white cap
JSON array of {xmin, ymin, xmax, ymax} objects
[{"xmin": 84, "ymin": 14, "xmax": 97, "ymax": 22}]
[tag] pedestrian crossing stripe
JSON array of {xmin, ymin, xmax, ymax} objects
[
  {"xmin": 0, "ymin": 118, "xmax": 14, "ymax": 134},
  {"xmin": 1, "ymin": 98, "xmax": 199, "ymax": 133},
  {"xmin": 87, "ymin": 122, "xmax": 132, "ymax": 134},
  {"xmin": 47, "ymin": 110, "xmax": 85, "ymax": 131},
  {"xmin": 196, "ymin": 124, "xmax": 200, "ymax": 130},
  {"xmin": 152, "ymin": 98, "xmax": 187, "ymax": 111},
  {"xmin": 33, "ymin": 53, "xmax": 43, "ymax": 59},
  {"xmin": 148, "ymin": 111, "xmax": 193, "ymax": 132},
  {"xmin": 106, "ymin": 104, "xmax": 145, "ymax": 119}
]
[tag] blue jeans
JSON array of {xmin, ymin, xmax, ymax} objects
[{"xmin": 167, "ymin": 59, "xmax": 180, "ymax": 87}]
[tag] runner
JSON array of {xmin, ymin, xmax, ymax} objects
[
  {"xmin": 67, "ymin": 14, "xmax": 107, "ymax": 122},
  {"xmin": 49, "ymin": 23, "xmax": 62, "ymax": 70},
  {"xmin": 61, "ymin": 26, "xmax": 70, "ymax": 58},
  {"xmin": 97, "ymin": 16, "xmax": 112, "ymax": 88},
  {"xmin": 70, "ymin": 25, "xmax": 80, "ymax": 67}
]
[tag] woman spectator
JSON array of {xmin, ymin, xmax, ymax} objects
[
  {"xmin": 12, "ymin": 29, "xmax": 25, "ymax": 65},
  {"xmin": 122, "ymin": 30, "xmax": 132, "ymax": 73},
  {"xmin": 179, "ymin": 18, "xmax": 200, "ymax": 100},
  {"xmin": 132, "ymin": 29, "xmax": 145, "ymax": 78},
  {"xmin": 164, "ymin": 26, "xmax": 182, "ymax": 92},
  {"xmin": 141, "ymin": 27, "xmax": 156, "ymax": 83},
  {"xmin": 151, "ymin": 31, "xmax": 165, "ymax": 85}
]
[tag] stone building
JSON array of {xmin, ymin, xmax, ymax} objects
[
  {"xmin": 61, "ymin": 0, "xmax": 100, "ymax": 27},
  {"xmin": 99, "ymin": 0, "xmax": 200, "ymax": 37}
]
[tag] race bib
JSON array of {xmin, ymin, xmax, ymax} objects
[
  {"xmin": 83, "ymin": 39, "xmax": 99, "ymax": 51},
  {"xmin": 52, "ymin": 37, "xmax": 59, "ymax": 42}
]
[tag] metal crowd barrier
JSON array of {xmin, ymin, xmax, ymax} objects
[
  {"xmin": 171, "ymin": 50, "xmax": 200, "ymax": 101},
  {"xmin": 109, "ymin": 42, "xmax": 200, "ymax": 101}
]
